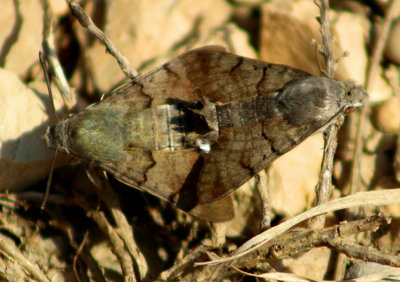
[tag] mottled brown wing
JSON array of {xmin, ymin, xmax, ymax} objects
[
  {"xmin": 195, "ymin": 126, "xmax": 272, "ymax": 204},
  {"xmin": 177, "ymin": 47, "xmax": 310, "ymax": 103},
  {"xmin": 101, "ymin": 46, "xmax": 310, "ymax": 111},
  {"xmin": 195, "ymin": 116, "xmax": 312, "ymax": 204},
  {"xmin": 97, "ymin": 46, "xmax": 311, "ymax": 220},
  {"xmin": 101, "ymin": 148, "xmax": 234, "ymax": 222}
]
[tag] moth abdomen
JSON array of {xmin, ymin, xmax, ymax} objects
[
  {"xmin": 126, "ymin": 103, "xmax": 217, "ymax": 152},
  {"xmin": 216, "ymin": 95, "xmax": 277, "ymax": 129}
]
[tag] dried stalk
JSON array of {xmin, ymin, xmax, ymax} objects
[
  {"xmin": 309, "ymin": 0, "xmax": 340, "ymax": 229},
  {"xmin": 66, "ymin": 0, "xmax": 138, "ymax": 79}
]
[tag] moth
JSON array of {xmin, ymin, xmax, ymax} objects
[{"xmin": 45, "ymin": 46, "xmax": 367, "ymax": 222}]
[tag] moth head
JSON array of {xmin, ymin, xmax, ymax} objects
[
  {"xmin": 44, "ymin": 122, "xmax": 69, "ymax": 152},
  {"xmin": 337, "ymin": 81, "xmax": 368, "ymax": 113},
  {"xmin": 276, "ymin": 76, "xmax": 367, "ymax": 128}
]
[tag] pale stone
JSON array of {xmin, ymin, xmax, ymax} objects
[
  {"xmin": 0, "ymin": 69, "xmax": 69, "ymax": 191},
  {"xmin": 267, "ymin": 134, "xmax": 323, "ymax": 217},
  {"xmin": 373, "ymin": 96, "xmax": 400, "ymax": 134},
  {"xmin": 0, "ymin": 0, "xmax": 43, "ymax": 75},
  {"xmin": 82, "ymin": 0, "xmax": 233, "ymax": 92},
  {"xmin": 386, "ymin": 18, "xmax": 400, "ymax": 64}
]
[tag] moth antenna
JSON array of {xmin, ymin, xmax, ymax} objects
[
  {"xmin": 41, "ymin": 148, "xmax": 59, "ymax": 210},
  {"xmin": 39, "ymin": 51, "xmax": 59, "ymax": 210},
  {"xmin": 39, "ymin": 51, "xmax": 59, "ymax": 124}
]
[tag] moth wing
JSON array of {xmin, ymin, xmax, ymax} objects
[
  {"xmin": 176, "ymin": 48, "xmax": 310, "ymax": 103},
  {"xmin": 188, "ymin": 195, "xmax": 234, "ymax": 222},
  {"xmin": 192, "ymin": 125, "xmax": 275, "ymax": 204},
  {"xmin": 100, "ymin": 148, "xmax": 234, "ymax": 221},
  {"xmin": 101, "ymin": 46, "xmax": 310, "ymax": 113},
  {"xmin": 195, "ymin": 105, "xmax": 324, "ymax": 204},
  {"xmin": 95, "ymin": 47, "xmax": 310, "ymax": 220}
]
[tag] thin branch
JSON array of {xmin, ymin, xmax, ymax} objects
[
  {"xmin": 48, "ymin": 213, "xmax": 107, "ymax": 282},
  {"xmin": 195, "ymin": 189, "xmax": 400, "ymax": 266},
  {"xmin": 85, "ymin": 168, "xmax": 148, "ymax": 280},
  {"xmin": 338, "ymin": 2, "xmax": 400, "ymax": 278},
  {"xmin": 72, "ymin": 186, "xmax": 137, "ymax": 282},
  {"xmin": 66, "ymin": 0, "xmax": 138, "ymax": 79},
  {"xmin": 318, "ymin": 0, "xmax": 335, "ymax": 77},
  {"xmin": 72, "ymin": 231, "xmax": 90, "ymax": 282},
  {"xmin": 349, "ymin": 0, "xmax": 400, "ymax": 196},
  {"xmin": 193, "ymin": 215, "xmax": 392, "ymax": 281},
  {"xmin": 87, "ymin": 210, "xmax": 137, "ymax": 282},
  {"xmin": 209, "ymin": 222, "xmax": 227, "ymax": 247},
  {"xmin": 237, "ymin": 215, "xmax": 390, "ymax": 264},
  {"xmin": 366, "ymin": 0, "xmax": 400, "ymax": 90},
  {"xmin": 255, "ymin": 170, "xmax": 272, "ymax": 229},
  {"xmin": 41, "ymin": 0, "xmax": 73, "ymax": 107},
  {"xmin": 327, "ymin": 237, "xmax": 400, "ymax": 267},
  {"xmin": 309, "ymin": 0, "xmax": 340, "ymax": 229},
  {"xmin": 0, "ymin": 235, "xmax": 50, "ymax": 282},
  {"xmin": 39, "ymin": 51, "xmax": 58, "ymax": 124}
]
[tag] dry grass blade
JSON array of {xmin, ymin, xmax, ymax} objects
[
  {"xmin": 233, "ymin": 266, "xmax": 400, "ymax": 282},
  {"xmin": 195, "ymin": 189, "xmax": 400, "ymax": 265}
]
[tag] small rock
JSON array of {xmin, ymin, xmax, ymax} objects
[
  {"xmin": 386, "ymin": 18, "xmax": 400, "ymax": 64},
  {"xmin": 345, "ymin": 261, "xmax": 395, "ymax": 280},
  {"xmin": 372, "ymin": 96, "xmax": 400, "ymax": 134}
]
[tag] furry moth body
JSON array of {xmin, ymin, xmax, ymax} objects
[{"xmin": 45, "ymin": 46, "xmax": 367, "ymax": 222}]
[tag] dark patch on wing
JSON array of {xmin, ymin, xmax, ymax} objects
[
  {"xmin": 162, "ymin": 63, "xmax": 180, "ymax": 80},
  {"xmin": 174, "ymin": 156, "xmax": 205, "ymax": 212},
  {"xmin": 256, "ymin": 66, "xmax": 268, "ymax": 95},
  {"xmin": 261, "ymin": 129, "xmax": 281, "ymax": 155},
  {"xmin": 229, "ymin": 57, "xmax": 244, "ymax": 74}
]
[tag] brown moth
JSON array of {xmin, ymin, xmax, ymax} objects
[{"xmin": 45, "ymin": 46, "xmax": 367, "ymax": 222}]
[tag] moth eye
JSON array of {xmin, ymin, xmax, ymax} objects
[{"xmin": 346, "ymin": 91, "xmax": 352, "ymax": 96}]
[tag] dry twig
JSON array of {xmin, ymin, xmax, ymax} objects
[
  {"xmin": 86, "ymin": 168, "xmax": 148, "ymax": 279},
  {"xmin": 196, "ymin": 189, "xmax": 400, "ymax": 266},
  {"xmin": 41, "ymin": 0, "xmax": 73, "ymax": 107},
  {"xmin": 0, "ymin": 235, "xmax": 50, "ymax": 282},
  {"xmin": 349, "ymin": 0, "xmax": 400, "ymax": 196},
  {"xmin": 66, "ymin": 0, "xmax": 138, "ymax": 79},
  {"xmin": 47, "ymin": 212, "xmax": 107, "ymax": 282},
  {"xmin": 309, "ymin": 0, "xmax": 342, "ymax": 229},
  {"xmin": 327, "ymin": 237, "xmax": 400, "ymax": 267},
  {"xmin": 70, "ymin": 185, "xmax": 138, "ymax": 281},
  {"xmin": 87, "ymin": 210, "xmax": 137, "ymax": 282},
  {"xmin": 334, "ymin": 0, "xmax": 400, "ymax": 279},
  {"xmin": 255, "ymin": 170, "xmax": 272, "ymax": 229},
  {"xmin": 202, "ymin": 215, "xmax": 391, "ymax": 281},
  {"xmin": 241, "ymin": 215, "xmax": 391, "ymax": 263}
]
